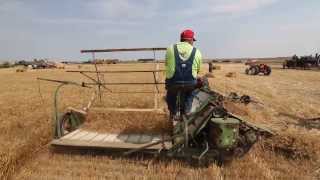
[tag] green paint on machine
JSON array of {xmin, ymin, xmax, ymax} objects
[{"xmin": 210, "ymin": 117, "xmax": 240, "ymax": 149}]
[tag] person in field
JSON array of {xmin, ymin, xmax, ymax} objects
[{"xmin": 165, "ymin": 29, "xmax": 202, "ymax": 120}]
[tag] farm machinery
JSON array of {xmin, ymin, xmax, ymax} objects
[
  {"xmin": 16, "ymin": 59, "xmax": 57, "ymax": 69},
  {"xmin": 40, "ymin": 47, "xmax": 274, "ymax": 164},
  {"xmin": 283, "ymin": 54, "xmax": 320, "ymax": 69},
  {"xmin": 245, "ymin": 61, "xmax": 271, "ymax": 76}
]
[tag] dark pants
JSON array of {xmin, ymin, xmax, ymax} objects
[{"xmin": 166, "ymin": 87, "xmax": 195, "ymax": 115}]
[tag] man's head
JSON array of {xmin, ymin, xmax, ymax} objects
[{"xmin": 180, "ymin": 29, "xmax": 196, "ymax": 45}]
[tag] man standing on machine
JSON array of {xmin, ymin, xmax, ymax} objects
[{"xmin": 165, "ymin": 29, "xmax": 203, "ymax": 120}]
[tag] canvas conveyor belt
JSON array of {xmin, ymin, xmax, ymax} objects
[{"xmin": 51, "ymin": 130, "xmax": 172, "ymax": 151}]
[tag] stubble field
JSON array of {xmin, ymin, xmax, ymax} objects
[{"xmin": 0, "ymin": 62, "xmax": 319, "ymax": 180}]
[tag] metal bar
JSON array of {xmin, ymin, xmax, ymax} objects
[
  {"xmin": 101, "ymin": 91, "xmax": 164, "ymax": 94},
  {"xmin": 54, "ymin": 83, "xmax": 65, "ymax": 138},
  {"xmin": 81, "ymin": 47, "xmax": 166, "ymax": 53},
  {"xmin": 66, "ymin": 70, "xmax": 165, "ymax": 73},
  {"xmin": 37, "ymin": 77, "xmax": 73, "ymax": 84},
  {"xmin": 123, "ymin": 135, "xmax": 179, "ymax": 156},
  {"xmin": 80, "ymin": 72, "xmax": 100, "ymax": 84},
  {"xmin": 37, "ymin": 78, "xmax": 91, "ymax": 88},
  {"xmin": 92, "ymin": 52, "xmax": 102, "ymax": 102},
  {"xmin": 80, "ymin": 72, "xmax": 112, "ymax": 92},
  {"xmin": 152, "ymin": 72, "xmax": 159, "ymax": 93},
  {"xmin": 93, "ymin": 107, "xmax": 166, "ymax": 113},
  {"xmin": 85, "ymin": 82, "xmax": 165, "ymax": 85},
  {"xmin": 83, "ymin": 91, "xmax": 97, "ymax": 112},
  {"xmin": 153, "ymin": 52, "xmax": 160, "ymax": 110}
]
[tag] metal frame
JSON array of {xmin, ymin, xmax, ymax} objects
[
  {"xmin": 39, "ymin": 47, "xmax": 167, "ymax": 139},
  {"xmin": 72, "ymin": 47, "xmax": 167, "ymax": 112},
  {"xmin": 37, "ymin": 78, "xmax": 95, "ymax": 138}
]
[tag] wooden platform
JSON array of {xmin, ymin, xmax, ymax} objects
[{"xmin": 51, "ymin": 129, "xmax": 172, "ymax": 150}]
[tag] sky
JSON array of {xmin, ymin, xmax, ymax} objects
[{"xmin": 0, "ymin": 0, "xmax": 320, "ymax": 61}]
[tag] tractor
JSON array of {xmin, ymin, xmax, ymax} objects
[{"xmin": 245, "ymin": 62, "xmax": 271, "ymax": 76}]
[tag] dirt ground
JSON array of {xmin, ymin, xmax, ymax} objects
[{"xmin": 0, "ymin": 63, "xmax": 319, "ymax": 180}]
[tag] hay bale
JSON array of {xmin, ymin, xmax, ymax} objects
[
  {"xmin": 16, "ymin": 69, "xmax": 26, "ymax": 72},
  {"xmin": 225, "ymin": 72, "xmax": 236, "ymax": 78}
]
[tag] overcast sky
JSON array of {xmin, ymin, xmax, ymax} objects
[{"xmin": 0, "ymin": 0, "xmax": 320, "ymax": 61}]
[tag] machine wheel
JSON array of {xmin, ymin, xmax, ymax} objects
[
  {"xmin": 54, "ymin": 111, "xmax": 85, "ymax": 138},
  {"xmin": 53, "ymin": 113, "xmax": 72, "ymax": 138},
  {"xmin": 60, "ymin": 113, "xmax": 73, "ymax": 133},
  {"xmin": 264, "ymin": 66, "xmax": 271, "ymax": 75},
  {"xmin": 253, "ymin": 66, "xmax": 260, "ymax": 75},
  {"xmin": 248, "ymin": 67, "xmax": 257, "ymax": 75},
  {"xmin": 245, "ymin": 68, "xmax": 249, "ymax": 74}
]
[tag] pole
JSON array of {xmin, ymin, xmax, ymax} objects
[
  {"xmin": 92, "ymin": 52, "xmax": 102, "ymax": 102},
  {"xmin": 153, "ymin": 50, "xmax": 159, "ymax": 110}
]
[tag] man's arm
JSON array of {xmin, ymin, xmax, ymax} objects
[
  {"xmin": 196, "ymin": 50, "xmax": 202, "ymax": 75},
  {"xmin": 165, "ymin": 46, "xmax": 175, "ymax": 79}
]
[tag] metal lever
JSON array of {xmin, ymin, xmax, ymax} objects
[{"xmin": 198, "ymin": 141, "xmax": 209, "ymax": 161}]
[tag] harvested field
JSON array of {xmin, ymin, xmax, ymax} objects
[
  {"xmin": 0, "ymin": 63, "xmax": 319, "ymax": 179},
  {"xmin": 84, "ymin": 110, "xmax": 170, "ymax": 134}
]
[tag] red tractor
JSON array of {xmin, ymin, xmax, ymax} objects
[{"xmin": 245, "ymin": 62, "xmax": 271, "ymax": 76}]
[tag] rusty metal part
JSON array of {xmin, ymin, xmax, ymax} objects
[{"xmin": 81, "ymin": 47, "xmax": 166, "ymax": 53}]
